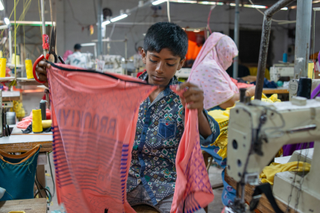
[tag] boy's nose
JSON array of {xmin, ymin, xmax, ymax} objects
[{"xmin": 155, "ymin": 61, "xmax": 164, "ymax": 73}]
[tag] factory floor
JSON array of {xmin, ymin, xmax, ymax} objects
[{"xmin": 45, "ymin": 153, "xmax": 225, "ymax": 213}]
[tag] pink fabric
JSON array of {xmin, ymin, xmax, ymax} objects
[
  {"xmin": 48, "ymin": 64, "xmax": 156, "ymax": 213},
  {"xmin": 17, "ymin": 109, "xmax": 51, "ymax": 129},
  {"xmin": 170, "ymin": 86, "xmax": 214, "ymax": 213},
  {"xmin": 231, "ymin": 78, "xmax": 254, "ymax": 89},
  {"xmin": 188, "ymin": 32, "xmax": 239, "ymax": 110}
]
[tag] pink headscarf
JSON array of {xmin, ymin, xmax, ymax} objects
[{"xmin": 188, "ymin": 32, "xmax": 239, "ymax": 110}]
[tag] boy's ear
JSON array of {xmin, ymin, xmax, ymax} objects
[
  {"xmin": 178, "ymin": 58, "xmax": 186, "ymax": 70},
  {"xmin": 142, "ymin": 49, "xmax": 147, "ymax": 64}
]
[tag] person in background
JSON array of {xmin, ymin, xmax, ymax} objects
[
  {"xmin": 189, "ymin": 32, "xmax": 255, "ymax": 111},
  {"xmin": 188, "ymin": 32, "xmax": 256, "ymax": 207},
  {"xmin": 65, "ymin": 43, "xmax": 87, "ymax": 68},
  {"xmin": 184, "ymin": 34, "xmax": 205, "ymax": 68},
  {"xmin": 133, "ymin": 46, "xmax": 146, "ymax": 76}
]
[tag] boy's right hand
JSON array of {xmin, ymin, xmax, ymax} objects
[{"xmin": 36, "ymin": 59, "xmax": 51, "ymax": 87}]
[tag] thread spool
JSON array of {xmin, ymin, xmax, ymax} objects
[
  {"xmin": 297, "ymin": 77, "xmax": 312, "ymax": 99},
  {"xmin": 32, "ymin": 109, "xmax": 43, "ymax": 133},
  {"xmin": 25, "ymin": 59, "xmax": 33, "ymax": 79},
  {"xmin": 283, "ymin": 53, "xmax": 287, "ymax": 63},
  {"xmin": 11, "ymin": 53, "xmax": 15, "ymax": 65},
  {"xmin": 0, "ymin": 58, "xmax": 6, "ymax": 77},
  {"xmin": 15, "ymin": 55, "xmax": 20, "ymax": 65},
  {"xmin": 40, "ymin": 100, "xmax": 46, "ymax": 120}
]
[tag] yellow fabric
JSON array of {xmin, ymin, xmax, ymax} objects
[
  {"xmin": 248, "ymin": 67, "xmax": 270, "ymax": 80},
  {"xmin": 207, "ymin": 109, "xmax": 230, "ymax": 159},
  {"xmin": 260, "ymin": 161, "xmax": 311, "ymax": 185},
  {"xmin": 207, "ymin": 94, "xmax": 281, "ymax": 159},
  {"xmin": 11, "ymin": 100, "xmax": 26, "ymax": 118},
  {"xmin": 251, "ymin": 93, "xmax": 281, "ymax": 103}
]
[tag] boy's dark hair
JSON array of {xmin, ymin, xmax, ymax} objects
[
  {"xmin": 74, "ymin": 43, "xmax": 81, "ymax": 51},
  {"xmin": 144, "ymin": 22, "xmax": 188, "ymax": 60}
]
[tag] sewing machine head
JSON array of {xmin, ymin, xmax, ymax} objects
[
  {"xmin": 270, "ymin": 63, "xmax": 295, "ymax": 82},
  {"xmin": 227, "ymin": 96, "xmax": 320, "ymax": 183},
  {"xmin": 226, "ymin": 96, "xmax": 320, "ymax": 212}
]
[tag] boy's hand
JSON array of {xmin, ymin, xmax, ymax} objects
[
  {"xmin": 176, "ymin": 82, "xmax": 204, "ymax": 115},
  {"xmin": 36, "ymin": 59, "xmax": 51, "ymax": 87},
  {"xmin": 176, "ymin": 82, "xmax": 212, "ymax": 137}
]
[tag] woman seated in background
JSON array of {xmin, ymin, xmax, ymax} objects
[
  {"xmin": 188, "ymin": 32, "xmax": 256, "ymax": 207},
  {"xmin": 188, "ymin": 32, "xmax": 255, "ymax": 111}
]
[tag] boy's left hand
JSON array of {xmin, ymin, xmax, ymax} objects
[{"xmin": 176, "ymin": 82, "xmax": 204, "ymax": 115}]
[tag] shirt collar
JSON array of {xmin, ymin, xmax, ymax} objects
[{"xmin": 139, "ymin": 71, "xmax": 180, "ymax": 88}]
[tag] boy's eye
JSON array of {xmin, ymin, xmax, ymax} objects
[
  {"xmin": 167, "ymin": 63, "xmax": 175, "ymax": 67},
  {"xmin": 149, "ymin": 58, "xmax": 157, "ymax": 63}
]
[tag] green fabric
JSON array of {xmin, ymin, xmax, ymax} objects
[{"xmin": 0, "ymin": 146, "xmax": 40, "ymax": 201}]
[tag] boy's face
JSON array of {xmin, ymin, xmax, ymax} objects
[{"xmin": 142, "ymin": 48, "xmax": 185, "ymax": 86}]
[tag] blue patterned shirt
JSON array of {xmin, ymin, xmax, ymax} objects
[{"xmin": 127, "ymin": 72, "xmax": 220, "ymax": 204}]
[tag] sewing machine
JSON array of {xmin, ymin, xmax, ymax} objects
[
  {"xmin": 226, "ymin": 95, "xmax": 320, "ymax": 213},
  {"xmin": 175, "ymin": 68, "xmax": 191, "ymax": 79},
  {"xmin": 270, "ymin": 63, "xmax": 295, "ymax": 82}
]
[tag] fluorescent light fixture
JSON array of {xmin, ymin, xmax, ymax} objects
[
  {"xmin": 0, "ymin": 1, "xmax": 4, "ymax": 11},
  {"xmin": 230, "ymin": 3, "xmax": 266, "ymax": 9},
  {"xmin": 4, "ymin": 18, "xmax": 10, "ymax": 25},
  {"xmin": 198, "ymin": 1, "xmax": 223, "ymax": 5},
  {"xmin": 102, "ymin": 20, "xmax": 111, "ymax": 26},
  {"xmin": 0, "ymin": 20, "xmax": 55, "ymax": 26},
  {"xmin": 110, "ymin": 14, "xmax": 128, "ymax": 22},
  {"xmin": 170, "ymin": 0, "xmax": 197, "ymax": 3},
  {"xmin": 281, "ymin": 7, "xmax": 288, "ymax": 10},
  {"xmin": 313, "ymin": 7, "xmax": 320, "ymax": 11},
  {"xmin": 152, "ymin": 0, "xmax": 167, "ymax": 5},
  {"xmin": 81, "ymin": 43, "xmax": 96, "ymax": 47}
]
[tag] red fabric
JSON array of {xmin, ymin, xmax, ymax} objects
[
  {"xmin": 185, "ymin": 40, "xmax": 202, "ymax": 61},
  {"xmin": 170, "ymin": 86, "xmax": 214, "ymax": 213},
  {"xmin": 136, "ymin": 70, "xmax": 146, "ymax": 78},
  {"xmin": 48, "ymin": 64, "xmax": 156, "ymax": 213}
]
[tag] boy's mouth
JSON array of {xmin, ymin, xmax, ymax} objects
[{"xmin": 152, "ymin": 75, "xmax": 165, "ymax": 82}]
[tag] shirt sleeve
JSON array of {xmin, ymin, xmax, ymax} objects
[{"xmin": 199, "ymin": 110, "xmax": 220, "ymax": 146}]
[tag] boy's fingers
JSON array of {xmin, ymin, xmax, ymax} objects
[
  {"xmin": 186, "ymin": 102, "xmax": 202, "ymax": 109},
  {"xmin": 38, "ymin": 73, "xmax": 48, "ymax": 82},
  {"xmin": 36, "ymin": 66, "xmax": 47, "ymax": 75},
  {"xmin": 38, "ymin": 60, "xmax": 51, "ymax": 69},
  {"xmin": 177, "ymin": 82, "xmax": 194, "ymax": 91},
  {"xmin": 184, "ymin": 93, "xmax": 202, "ymax": 104}
]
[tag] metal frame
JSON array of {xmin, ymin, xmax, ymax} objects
[{"xmin": 254, "ymin": 0, "xmax": 295, "ymax": 100}]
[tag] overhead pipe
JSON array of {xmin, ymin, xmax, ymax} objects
[
  {"xmin": 254, "ymin": 0, "xmax": 295, "ymax": 100},
  {"xmin": 233, "ymin": 0, "xmax": 240, "ymax": 79}
]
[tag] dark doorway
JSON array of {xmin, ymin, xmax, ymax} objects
[{"xmin": 229, "ymin": 29, "xmax": 273, "ymax": 67}]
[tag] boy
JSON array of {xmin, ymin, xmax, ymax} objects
[{"xmin": 36, "ymin": 22, "xmax": 219, "ymax": 213}]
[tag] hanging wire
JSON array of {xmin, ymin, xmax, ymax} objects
[
  {"xmin": 38, "ymin": 0, "xmax": 42, "ymax": 35},
  {"xmin": 207, "ymin": 4, "xmax": 217, "ymax": 34},
  {"xmin": 49, "ymin": 0, "xmax": 54, "ymax": 26}
]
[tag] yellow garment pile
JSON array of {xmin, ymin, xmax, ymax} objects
[
  {"xmin": 207, "ymin": 94, "xmax": 281, "ymax": 159},
  {"xmin": 10, "ymin": 100, "xmax": 26, "ymax": 118},
  {"xmin": 260, "ymin": 161, "xmax": 311, "ymax": 185}
]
